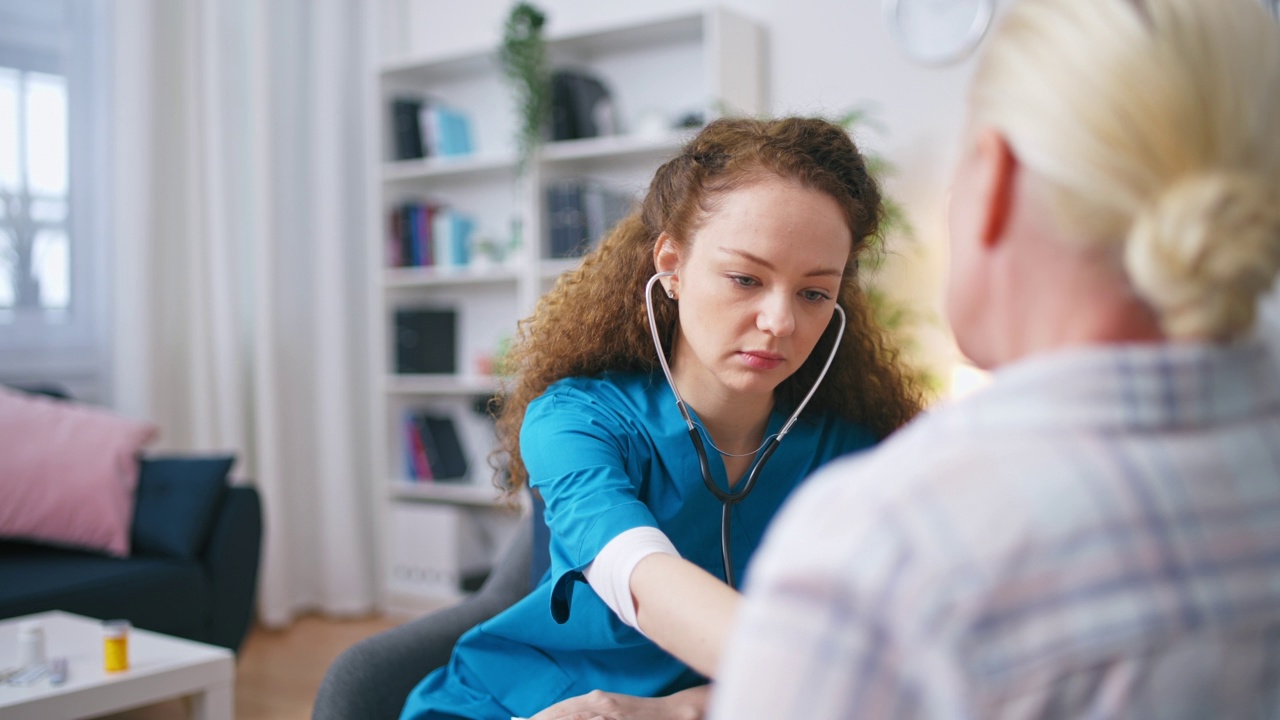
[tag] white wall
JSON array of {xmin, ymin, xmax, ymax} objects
[{"xmin": 388, "ymin": 0, "xmax": 1003, "ymax": 385}]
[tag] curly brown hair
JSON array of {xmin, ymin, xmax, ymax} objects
[{"xmin": 492, "ymin": 116, "xmax": 925, "ymax": 492}]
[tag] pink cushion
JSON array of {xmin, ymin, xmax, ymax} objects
[{"xmin": 0, "ymin": 386, "xmax": 158, "ymax": 556}]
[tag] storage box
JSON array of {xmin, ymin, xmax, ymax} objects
[{"xmin": 386, "ymin": 503, "xmax": 488, "ymax": 608}]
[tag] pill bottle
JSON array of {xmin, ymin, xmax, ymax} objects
[
  {"xmin": 17, "ymin": 620, "xmax": 46, "ymax": 669},
  {"xmin": 103, "ymin": 619, "xmax": 130, "ymax": 672}
]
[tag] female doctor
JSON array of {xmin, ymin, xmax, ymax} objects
[{"xmin": 399, "ymin": 116, "xmax": 925, "ymax": 720}]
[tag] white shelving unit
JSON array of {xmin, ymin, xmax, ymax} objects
[{"xmin": 367, "ymin": 7, "xmax": 765, "ymax": 613}]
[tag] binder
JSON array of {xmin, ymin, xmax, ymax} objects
[
  {"xmin": 391, "ymin": 97, "xmax": 425, "ymax": 160},
  {"xmin": 394, "ymin": 308, "xmax": 457, "ymax": 374},
  {"xmin": 412, "ymin": 412, "xmax": 469, "ymax": 481}
]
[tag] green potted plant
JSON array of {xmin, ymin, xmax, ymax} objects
[{"xmin": 499, "ymin": 2, "xmax": 551, "ymax": 177}]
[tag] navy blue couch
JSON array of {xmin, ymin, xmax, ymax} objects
[{"xmin": 0, "ymin": 469, "xmax": 263, "ymax": 654}]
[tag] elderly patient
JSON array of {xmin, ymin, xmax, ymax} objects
[{"xmin": 712, "ymin": 0, "xmax": 1280, "ymax": 717}]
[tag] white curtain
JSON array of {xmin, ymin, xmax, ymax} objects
[{"xmin": 111, "ymin": 0, "xmax": 375, "ymax": 627}]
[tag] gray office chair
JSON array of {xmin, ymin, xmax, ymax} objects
[{"xmin": 313, "ymin": 496, "xmax": 547, "ymax": 720}]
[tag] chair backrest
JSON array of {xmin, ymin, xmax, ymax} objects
[{"xmin": 530, "ymin": 491, "xmax": 551, "ymax": 588}]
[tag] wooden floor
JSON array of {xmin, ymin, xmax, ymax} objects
[{"xmin": 97, "ymin": 613, "xmax": 410, "ymax": 720}]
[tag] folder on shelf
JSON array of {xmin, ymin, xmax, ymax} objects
[
  {"xmin": 421, "ymin": 102, "xmax": 474, "ymax": 157},
  {"xmin": 407, "ymin": 411, "xmax": 469, "ymax": 481},
  {"xmin": 550, "ymin": 69, "xmax": 617, "ymax": 141},
  {"xmin": 546, "ymin": 178, "xmax": 634, "ymax": 258},
  {"xmin": 430, "ymin": 209, "xmax": 475, "ymax": 267},
  {"xmin": 404, "ymin": 411, "xmax": 433, "ymax": 480},
  {"xmin": 394, "ymin": 307, "xmax": 457, "ymax": 374},
  {"xmin": 547, "ymin": 179, "xmax": 587, "ymax": 259},
  {"xmin": 583, "ymin": 181, "xmax": 634, "ymax": 247},
  {"xmin": 387, "ymin": 208, "xmax": 404, "ymax": 266},
  {"xmin": 391, "ymin": 97, "xmax": 426, "ymax": 160}
]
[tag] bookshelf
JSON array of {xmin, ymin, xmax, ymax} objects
[{"xmin": 368, "ymin": 7, "xmax": 766, "ymax": 612}]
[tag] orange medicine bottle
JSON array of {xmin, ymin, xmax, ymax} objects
[{"xmin": 103, "ymin": 619, "xmax": 130, "ymax": 672}]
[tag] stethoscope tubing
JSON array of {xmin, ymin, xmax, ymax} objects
[{"xmin": 645, "ymin": 271, "xmax": 845, "ymax": 588}]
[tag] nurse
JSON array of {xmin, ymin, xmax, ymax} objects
[{"xmin": 399, "ymin": 116, "xmax": 925, "ymax": 720}]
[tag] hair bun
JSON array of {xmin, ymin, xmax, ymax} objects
[{"xmin": 1124, "ymin": 171, "xmax": 1280, "ymax": 341}]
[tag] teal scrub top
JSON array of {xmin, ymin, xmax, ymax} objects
[{"xmin": 400, "ymin": 371, "xmax": 877, "ymax": 720}]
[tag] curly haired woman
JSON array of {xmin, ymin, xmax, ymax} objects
[{"xmin": 399, "ymin": 116, "xmax": 925, "ymax": 720}]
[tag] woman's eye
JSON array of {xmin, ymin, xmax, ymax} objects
[
  {"xmin": 803, "ymin": 290, "xmax": 832, "ymax": 303},
  {"xmin": 729, "ymin": 275, "xmax": 758, "ymax": 288}
]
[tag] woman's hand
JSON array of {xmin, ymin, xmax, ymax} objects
[{"xmin": 529, "ymin": 685, "xmax": 709, "ymax": 720}]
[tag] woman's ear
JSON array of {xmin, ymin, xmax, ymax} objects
[
  {"xmin": 653, "ymin": 233, "xmax": 681, "ymax": 296},
  {"xmin": 974, "ymin": 129, "xmax": 1018, "ymax": 249}
]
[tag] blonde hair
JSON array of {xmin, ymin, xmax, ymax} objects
[{"xmin": 971, "ymin": 0, "xmax": 1280, "ymax": 341}]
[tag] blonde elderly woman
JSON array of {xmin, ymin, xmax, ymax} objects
[{"xmin": 712, "ymin": 0, "xmax": 1280, "ymax": 718}]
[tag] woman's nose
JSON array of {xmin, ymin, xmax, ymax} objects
[{"xmin": 756, "ymin": 293, "xmax": 795, "ymax": 337}]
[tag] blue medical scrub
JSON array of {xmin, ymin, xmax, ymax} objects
[{"xmin": 400, "ymin": 371, "xmax": 876, "ymax": 720}]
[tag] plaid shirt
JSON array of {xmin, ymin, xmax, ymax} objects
[{"xmin": 711, "ymin": 340, "xmax": 1280, "ymax": 720}]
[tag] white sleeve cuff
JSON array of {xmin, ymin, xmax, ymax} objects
[{"xmin": 584, "ymin": 526, "xmax": 680, "ymax": 632}]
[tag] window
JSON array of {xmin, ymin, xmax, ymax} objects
[
  {"xmin": 0, "ymin": 67, "xmax": 70, "ymax": 314},
  {"xmin": 0, "ymin": 0, "xmax": 110, "ymax": 402}
]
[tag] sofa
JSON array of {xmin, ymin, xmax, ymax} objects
[
  {"xmin": 313, "ymin": 493, "xmax": 549, "ymax": 719},
  {"xmin": 0, "ymin": 481, "xmax": 263, "ymax": 653},
  {"xmin": 0, "ymin": 384, "xmax": 264, "ymax": 654}
]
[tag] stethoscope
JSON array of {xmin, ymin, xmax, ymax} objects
[{"xmin": 644, "ymin": 271, "xmax": 846, "ymax": 588}]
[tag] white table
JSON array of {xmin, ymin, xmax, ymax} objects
[{"xmin": 0, "ymin": 611, "xmax": 233, "ymax": 720}]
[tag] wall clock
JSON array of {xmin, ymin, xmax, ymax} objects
[{"xmin": 884, "ymin": 0, "xmax": 995, "ymax": 66}]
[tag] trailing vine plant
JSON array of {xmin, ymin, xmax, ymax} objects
[{"xmin": 499, "ymin": 2, "xmax": 551, "ymax": 177}]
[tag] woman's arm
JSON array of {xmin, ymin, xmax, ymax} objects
[
  {"xmin": 631, "ymin": 553, "xmax": 739, "ymax": 677},
  {"xmin": 521, "ymin": 391, "xmax": 739, "ymax": 676}
]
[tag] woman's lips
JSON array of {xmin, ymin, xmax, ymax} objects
[{"xmin": 739, "ymin": 351, "xmax": 784, "ymax": 371}]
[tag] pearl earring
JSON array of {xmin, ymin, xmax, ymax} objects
[{"xmin": 666, "ymin": 287, "xmax": 675, "ymax": 299}]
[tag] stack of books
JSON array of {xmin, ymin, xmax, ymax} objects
[
  {"xmin": 387, "ymin": 202, "xmax": 476, "ymax": 268},
  {"xmin": 546, "ymin": 178, "xmax": 635, "ymax": 258},
  {"xmin": 391, "ymin": 96, "xmax": 474, "ymax": 160},
  {"xmin": 403, "ymin": 410, "xmax": 468, "ymax": 482}
]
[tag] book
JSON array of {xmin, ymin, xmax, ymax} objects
[
  {"xmin": 582, "ymin": 180, "xmax": 633, "ymax": 247},
  {"xmin": 387, "ymin": 201, "xmax": 452, "ymax": 268},
  {"xmin": 404, "ymin": 205, "xmax": 422, "ymax": 266},
  {"xmin": 410, "ymin": 204, "xmax": 437, "ymax": 267},
  {"xmin": 546, "ymin": 178, "xmax": 634, "ymax": 258},
  {"xmin": 404, "ymin": 411, "xmax": 433, "ymax": 480},
  {"xmin": 387, "ymin": 208, "xmax": 404, "ymax": 266},
  {"xmin": 411, "ymin": 411, "xmax": 469, "ymax": 481},
  {"xmin": 421, "ymin": 103, "xmax": 474, "ymax": 157},
  {"xmin": 547, "ymin": 179, "xmax": 587, "ymax": 259},
  {"xmin": 391, "ymin": 97, "xmax": 425, "ymax": 160},
  {"xmin": 430, "ymin": 209, "xmax": 475, "ymax": 267}
]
